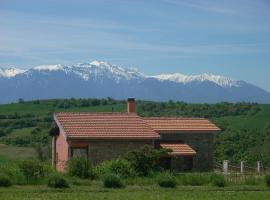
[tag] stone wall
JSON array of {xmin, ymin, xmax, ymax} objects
[
  {"xmin": 86, "ymin": 140, "xmax": 153, "ymax": 165},
  {"xmin": 159, "ymin": 133, "xmax": 214, "ymax": 171}
]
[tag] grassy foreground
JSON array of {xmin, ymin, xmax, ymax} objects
[{"xmin": 0, "ymin": 185, "xmax": 270, "ymax": 200}]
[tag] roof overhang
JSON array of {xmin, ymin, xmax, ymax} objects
[{"xmin": 160, "ymin": 143, "xmax": 196, "ymax": 157}]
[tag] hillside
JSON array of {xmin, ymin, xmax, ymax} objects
[{"xmin": 0, "ymin": 98, "xmax": 269, "ymax": 165}]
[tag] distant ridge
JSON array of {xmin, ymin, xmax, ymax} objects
[{"xmin": 0, "ymin": 60, "xmax": 270, "ymax": 103}]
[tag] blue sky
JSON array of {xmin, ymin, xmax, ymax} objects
[{"xmin": 1, "ymin": 0, "xmax": 270, "ymax": 91}]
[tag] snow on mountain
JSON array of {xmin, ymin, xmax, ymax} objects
[
  {"xmin": 33, "ymin": 64, "xmax": 65, "ymax": 71},
  {"xmin": 0, "ymin": 61, "xmax": 242, "ymax": 87},
  {"xmin": 28, "ymin": 60, "xmax": 145, "ymax": 82},
  {"xmin": 0, "ymin": 60, "xmax": 270, "ymax": 103},
  {"xmin": 0, "ymin": 67, "xmax": 26, "ymax": 78},
  {"xmin": 154, "ymin": 73, "xmax": 240, "ymax": 88}
]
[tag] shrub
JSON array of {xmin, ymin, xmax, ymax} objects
[
  {"xmin": 19, "ymin": 160, "xmax": 47, "ymax": 182},
  {"xmin": 0, "ymin": 163, "xmax": 26, "ymax": 185},
  {"xmin": 103, "ymin": 173, "xmax": 124, "ymax": 188},
  {"xmin": 109, "ymin": 159, "xmax": 135, "ymax": 178},
  {"xmin": 0, "ymin": 174, "xmax": 12, "ymax": 187},
  {"xmin": 125, "ymin": 145, "xmax": 168, "ymax": 176},
  {"xmin": 67, "ymin": 157, "xmax": 93, "ymax": 179},
  {"xmin": 265, "ymin": 174, "xmax": 270, "ymax": 186},
  {"xmin": 94, "ymin": 161, "xmax": 111, "ymax": 178},
  {"xmin": 47, "ymin": 174, "xmax": 69, "ymax": 188},
  {"xmin": 211, "ymin": 174, "xmax": 226, "ymax": 187},
  {"xmin": 95, "ymin": 159, "xmax": 135, "ymax": 178},
  {"xmin": 157, "ymin": 172, "xmax": 177, "ymax": 188}
]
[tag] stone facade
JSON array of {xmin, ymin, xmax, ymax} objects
[
  {"xmin": 54, "ymin": 133, "xmax": 214, "ymax": 172},
  {"xmin": 69, "ymin": 140, "xmax": 154, "ymax": 165},
  {"xmin": 159, "ymin": 133, "xmax": 214, "ymax": 171}
]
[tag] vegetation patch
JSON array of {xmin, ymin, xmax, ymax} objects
[
  {"xmin": 18, "ymin": 160, "xmax": 51, "ymax": 183},
  {"xmin": 157, "ymin": 172, "xmax": 177, "ymax": 188},
  {"xmin": 125, "ymin": 145, "xmax": 168, "ymax": 176},
  {"xmin": 211, "ymin": 174, "xmax": 226, "ymax": 187},
  {"xmin": 67, "ymin": 157, "xmax": 94, "ymax": 179},
  {"xmin": 47, "ymin": 173, "xmax": 69, "ymax": 188},
  {"xmin": 94, "ymin": 158, "xmax": 135, "ymax": 178},
  {"xmin": 0, "ymin": 174, "xmax": 12, "ymax": 187},
  {"xmin": 103, "ymin": 173, "xmax": 124, "ymax": 188},
  {"xmin": 265, "ymin": 174, "xmax": 270, "ymax": 187}
]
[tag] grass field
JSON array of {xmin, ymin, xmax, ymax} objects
[
  {"xmin": 0, "ymin": 102, "xmax": 126, "ymax": 115},
  {"xmin": 0, "ymin": 185, "xmax": 270, "ymax": 200},
  {"xmin": 214, "ymin": 104, "xmax": 270, "ymax": 130},
  {"xmin": 0, "ymin": 102, "xmax": 270, "ymax": 199}
]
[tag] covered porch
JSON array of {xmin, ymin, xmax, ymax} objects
[{"xmin": 159, "ymin": 143, "xmax": 196, "ymax": 171}]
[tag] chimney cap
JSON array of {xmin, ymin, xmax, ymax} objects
[{"xmin": 128, "ymin": 98, "xmax": 135, "ymax": 102}]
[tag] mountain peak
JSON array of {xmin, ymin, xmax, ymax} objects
[
  {"xmin": 0, "ymin": 67, "xmax": 26, "ymax": 78},
  {"xmin": 90, "ymin": 60, "xmax": 109, "ymax": 67}
]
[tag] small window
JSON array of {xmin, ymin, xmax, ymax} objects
[{"xmin": 71, "ymin": 147, "xmax": 88, "ymax": 158}]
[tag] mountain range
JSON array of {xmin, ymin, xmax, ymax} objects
[{"xmin": 0, "ymin": 60, "xmax": 270, "ymax": 104}]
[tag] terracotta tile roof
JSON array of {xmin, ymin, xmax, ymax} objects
[
  {"xmin": 54, "ymin": 112, "xmax": 160, "ymax": 140},
  {"xmin": 143, "ymin": 117, "xmax": 220, "ymax": 133},
  {"xmin": 160, "ymin": 143, "xmax": 196, "ymax": 156}
]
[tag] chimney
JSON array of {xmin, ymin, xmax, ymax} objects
[{"xmin": 127, "ymin": 98, "xmax": 135, "ymax": 113}]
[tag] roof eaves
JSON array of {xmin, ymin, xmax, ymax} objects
[{"xmin": 54, "ymin": 113, "xmax": 68, "ymax": 140}]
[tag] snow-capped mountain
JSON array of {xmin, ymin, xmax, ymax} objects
[
  {"xmin": 154, "ymin": 73, "xmax": 240, "ymax": 88},
  {"xmin": 26, "ymin": 61, "xmax": 145, "ymax": 83},
  {"xmin": 0, "ymin": 60, "xmax": 269, "ymax": 103}
]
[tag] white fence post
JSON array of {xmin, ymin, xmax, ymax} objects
[
  {"xmin": 240, "ymin": 161, "xmax": 244, "ymax": 174},
  {"xmin": 257, "ymin": 161, "xmax": 261, "ymax": 174},
  {"xmin": 223, "ymin": 160, "xmax": 229, "ymax": 175}
]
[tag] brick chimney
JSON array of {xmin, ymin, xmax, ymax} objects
[{"xmin": 127, "ymin": 98, "xmax": 135, "ymax": 113}]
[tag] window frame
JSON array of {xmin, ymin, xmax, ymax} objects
[{"xmin": 70, "ymin": 146, "xmax": 89, "ymax": 158}]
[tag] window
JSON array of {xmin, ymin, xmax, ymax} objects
[{"xmin": 71, "ymin": 147, "xmax": 88, "ymax": 158}]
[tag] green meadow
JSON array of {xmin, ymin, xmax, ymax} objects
[
  {"xmin": 0, "ymin": 185, "xmax": 270, "ymax": 200},
  {"xmin": 0, "ymin": 99, "xmax": 270, "ymax": 199}
]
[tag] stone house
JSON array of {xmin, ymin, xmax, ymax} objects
[{"xmin": 51, "ymin": 98, "xmax": 220, "ymax": 172}]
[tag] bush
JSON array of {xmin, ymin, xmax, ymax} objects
[
  {"xmin": 157, "ymin": 172, "xmax": 177, "ymax": 188},
  {"xmin": 103, "ymin": 173, "xmax": 124, "ymax": 188},
  {"xmin": 109, "ymin": 159, "xmax": 135, "ymax": 178},
  {"xmin": 95, "ymin": 159, "xmax": 135, "ymax": 178},
  {"xmin": 0, "ymin": 174, "xmax": 12, "ymax": 187},
  {"xmin": 67, "ymin": 157, "xmax": 93, "ymax": 179},
  {"xmin": 47, "ymin": 174, "xmax": 69, "ymax": 188},
  {"xmin": 211, "ymin": 174, "xmax": 226, "ymax": 187},
  {"xmin": 125, "ymin": 145, "xmax": 168, "ymax": 176},
  {"xmin": 19, "ymin": 160, "xmax": 47, "ymax": 182},
  {"xmin": 265, "ymin": 174, "xmax": 270, "ymax": 186}
]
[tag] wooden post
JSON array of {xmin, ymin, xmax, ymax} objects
[
  {"xmin": 240, "ymin": 161, "xmax": 244, "ymax": 174},
  {"xmin": 257, "ymin": 161, "xmax": 261, "ymax": 174},
  {"xmin": 223, "ymin": 160, "xmax": 229, "ymax": 175}
]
